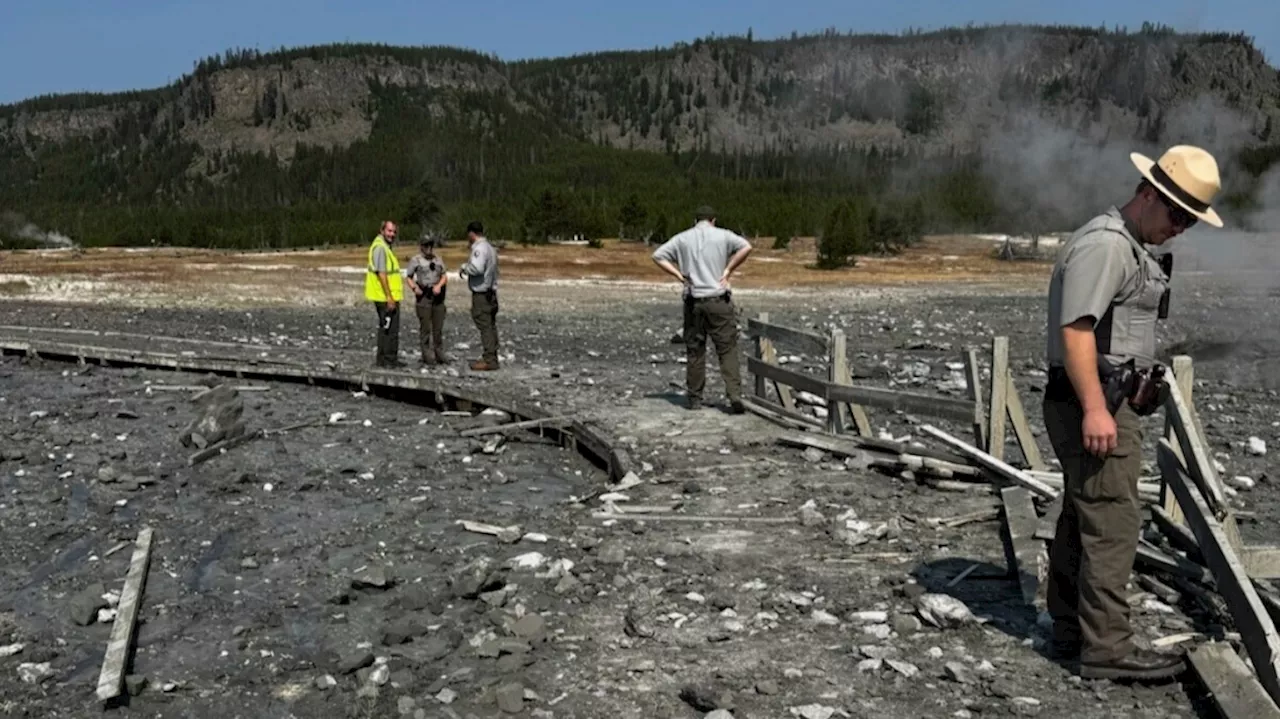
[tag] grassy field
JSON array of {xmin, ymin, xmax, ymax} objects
[{"xmin": 0, "ymin": 235, "xmax": 1050, "ymax": 291}]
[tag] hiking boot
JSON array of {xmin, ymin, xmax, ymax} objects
[
  {"xmin": 420, "ymin": 356, "xmax": 438, "ymax": 366},
  {"xmin": 726, "ymin": 399, "xmax": 746, "ymax": 415},
  {"xmin": 1079, "ymin": 649, "xmax": 1186, "ymax": 682},
  {"xmin": 434, "ymin": 351, "xmax": 451, "ymax": 364},
  {"xmin": 687, "ymin": 397, "xmax": 702, "ymax": 410},
  {"xmin": 470, "ymin": 359, "xmax": 499, "ymax": 371}
]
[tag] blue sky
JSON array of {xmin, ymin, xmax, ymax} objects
[{"xmin": 1, "ymin": 0, "xmax": 1275, "ymax": 104}]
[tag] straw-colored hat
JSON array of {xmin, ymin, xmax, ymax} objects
[{"xmin": 1130, "ymin": 145, "xmax": 1223, "ymax": 228}]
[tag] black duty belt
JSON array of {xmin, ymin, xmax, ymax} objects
[{"xmin": 687, "ymin": 294, "xmax": 731, "ymax": 303}]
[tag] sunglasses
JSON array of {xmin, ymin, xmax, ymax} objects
[{"xmin": 1155, "ymin": 191, "xmax": 1197, "ymax": 229}]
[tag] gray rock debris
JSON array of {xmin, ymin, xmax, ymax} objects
[{"xmin": 178, "ymin": 384, "xmax": 245, "ymax": 449}]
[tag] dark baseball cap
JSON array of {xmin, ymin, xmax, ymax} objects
[{"xmin": 695, "ymin": 205, "xmax": 716, "ymax": 220}]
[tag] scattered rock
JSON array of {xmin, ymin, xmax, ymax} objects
[
  {"xmin": 451, "ymin": 557, "xmax": 504, "ymax": 599},
  {"xmin": 511, "ymin": 613, "xmax": 545, "ymax": 639},
  {"xmin": 1248, "ymin": 437, "xmax": 1267, "ymax": 456},
  {"xmin": 436, "ymin": 687, "xmax": 458, "ymax": 704},
  {"xmin": 944, "ymin": 662, "xmax": 973, "ymax": 684},
  {"xmin": 597, "ymin": 542, "xmax": 627, "ymax": 565},
  {"xmin": 680, "ymin": 684, "xmax": 732, "ymax": 712},
  {"xmin": 706, "ymin": 711, "xmax": 736, "ymax": 719},
  {"xmin": 125, "ymin": 674, "xmax": 148, "ymax": 696},
  {"xmin": 337, "ymin": 650, "xmax": 375, "ymax": 674},
  {"xmin": 791, "ymin": 705, "xmax": 836, "ymax": 719},
  {"xmin": 351, "ymin": 566, "xmax": 391, "ymax": 590},
  {"xmin": 891, "ymin": 614, "xmax": 923, "ymax": 634},
  {"xmin": 916, "ymin": 593, "xmax": 980, "ymax": 628},
  {"xmin": 382, "ymin": 617, "xmax": 429, "ymax": 645},
  {"xmin": 495, "ymin": 681, "xmax": 525, "ymax": 713},
  {"xmin": 69, "ymin": 582, "xmax": 108, "ymax": 626},
  {"xmin": 17, "ymin": 662, "xmax": 53, "ymax": 684},
  {"xmin": 755, "ymin": 679, "xmax": 779, "ymax": 695}
]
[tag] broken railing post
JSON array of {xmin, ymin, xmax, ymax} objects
[
  {"xmin": 963, "ymin": 348, "xmax": 988, "ymax": 451},
  {"xmin": 1162, "ymin": 354, "xmax": 1194, "ymax": 524},
  {"xmin": 987, "ymin": 337, "xmax": 1009, "ymax": 462}
]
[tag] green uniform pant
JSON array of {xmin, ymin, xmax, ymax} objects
[
  {"xmin": 470, "ymin": 290, "xmax": 500, "ymax": 363},
  {"xmin": 1042, "ymin": 397, "xmax": 1143, "ymax": 665},
  {"xmin": 683, "ymin": 295, "xmax": 742, "ymax": 403},
  {"xmin": 373, "ymin": 301, "xmax": 400, "ymax": 366},
  {"xmin": 416, "ymin": 298, "xmax": 446, "ymax": 361}
]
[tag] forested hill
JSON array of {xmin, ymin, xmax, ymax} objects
[{"xmin": 2, "ymin": 23, "xmax": 1279, "ymax": 248}]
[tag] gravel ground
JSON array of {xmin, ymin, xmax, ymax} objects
[{"xmin": 0, "ymin": 273, "xmax": 1276, "ymax": 718}]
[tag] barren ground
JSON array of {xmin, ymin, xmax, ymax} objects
[{"xmin": 0, "ymin": 239, "xmax": 1277, "ymax": 719}]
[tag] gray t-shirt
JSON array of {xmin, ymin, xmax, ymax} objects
[
  {"xmin": 371, "ymin": 243, "xmax": 389, "ymax": 273},
  {"xmin": 405, "ymin": 253, "xmax": 447, "ymax": 302},
  {"xmin": 461, "ymin": 238, "xmax": 498, "ymax": 292},
  {"xmin": 1046, "ymin": 206, "xmax": 1159, "ymax": 368},
  {"xmin": 652, "ymin": 221, "xmax": 751, "ymax": 298}
]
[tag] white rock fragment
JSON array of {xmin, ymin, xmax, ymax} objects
[
  {"xmin": 1230, "ymin": 475, "xmax": 1256, "ymax": 490},
  {"xmin": 791, "ymin": 705, "xmax": 836, "ymax": 719},
  {"xmin": 510, "ymin": 552, "xmax": 548, "ymax": 570},
  {"xmin": 1248, "ymin": 437, "xmax": 1267, "ymax": 456},
  {"xmin": 886, "ymin": 659, "xmax": 920, "ymax": 678},
  {"xmin": 811, "ymin": 609, "xmax": 840, "ymax": 626},
  {"xmin": 0, "ymin": 643, "xmax": 24, "ymax": 657},
  {"xmin": 848, "ymin": 611, "xmax": 888, "ymax": 624},
  {"xmin": 916, "ymin": 594, "xmax": 981, "ymax": 628},
  {"xmin": 857, "ymin": 658, "xmax": 883, "ymax": 672},
  {"xmin": 436, "ymin": 687, "xmax": 458, "ymax": 704},
  {"xmin": 18, "ymin": 662, "xmax": 53, "ymax": 684}
]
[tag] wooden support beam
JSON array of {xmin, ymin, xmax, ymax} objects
[
  {"xmin": 1162, "ymin": 355, "xmax": 1194, "ymax": 524},
  {"xmin": 920, "ymin": 424, "xmax": 1059, "ymax": 501},
  {"xmin": 1000, "ymin": 486, "xmax": 1042, "ymax": 606},
  {"xmin": 1158, "ymin": 438, "xmax": 1280, "ymax": 707},
  {"xmin": 1188, "ymin": 642, "xmax": 1280, "ymax": 719},
  {"xmin": 741, "ymin": 396, "xmax": 823, "ymax": 431},
  {"xmin": 1244, "ymin": 548, "xmax": 1280, "ymax": 581},
  {"xmin": 745, "ymin": 317, "xmax": 830, "ymax": 356},
  {"xmin": 828, "ymin": 329, "xmax": 872, "ymax": 437},
  {"xmin": 828, "ymin": 329, "xmax": 848, "ymax": 435},
  {"xmin": 987, "ymin": 337, "xmax": 1010, "ymax": 462},
  {"xmin": 963, "ymin": 348, "xmax": 988, "ymax": 451},
  {"xmin": 824, "ymin": 383, "xmax": 976, "ymax": 422},
  {"xmin": 1003, "ymin": 369, "xmax": 1047, "ymax": 471},
  {"xmin": 97, "ymin": 527, "xmax": 154, "ymax": 703},
  {"xmin": 752, "ymin": 313, "xmax": 796, "ymax": 411},
  {"xmin": 1164, "ymin": 373, "xmax": 1229, "ymax": 515},
  {"xmin": 747, "ymin": 356, "xmax": 831, "ymax": 400}
]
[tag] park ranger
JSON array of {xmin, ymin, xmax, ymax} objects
[
  {"xmin": 404, "ymin": 235, "xmax": 450, "ymax": 365},
  {"xmin": 365, "ymin": 220, "xmax": 404, "ymax": 368},
  {"xmin": 652, "ymin": 205, "xmax": 753, "ymax": 414},
  {"xmin": 1042, "ymin": 145, "xmax": 1223, "ymax": 682},
  {"xmin": 459, "ymin": 220, "xmax": 501, "ymax": 371}
]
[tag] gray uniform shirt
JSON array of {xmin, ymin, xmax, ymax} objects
[
  {"xmin": 1046, "ymin": 206, "xmax": 1170, "ymax": 370},
  {"xmin": 652, "ymin": 221, "xmax": 751, "ymax": 299},
  {"xmin": 404, "ymin": 253, "xmax": 447, "ymax": 303},
  {"xmin": 371, "ymin": 241, "xmax": 389, "ymax": 273},
  {"xmin": 461, "ymin": 238, "xmax": 498, "ymax": 293}
]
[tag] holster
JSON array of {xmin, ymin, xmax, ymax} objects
[
  {"xmin": 1098, "ymin": 357, "xmax": 1168, "ymax": 417},
  {"xmin": 1157, "ymin": 253, "xmax": 1173, "ymax": 320}
]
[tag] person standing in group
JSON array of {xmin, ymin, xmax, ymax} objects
[
  {"xmin": 652, "ymin": 205, "xmax": 753, "ymax": 413},
  {"xmin": 404, "ymin": 235, "xmax": 450, "ymax": 365},
  {"xmin": 459, "ymin": 220, "xmax": 500, "ymax": 371},
  {"xmin": 365, "ymin": 220, "xmax": 404, "ymax": 368},
  {"xmin": 1042, "ymin": 145, "xmax": 1223, "ymax": 681}
]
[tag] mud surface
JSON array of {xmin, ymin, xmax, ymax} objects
[{"xmin": 0, "ymin": 273, "xmax": 1277, "ymax": 718}]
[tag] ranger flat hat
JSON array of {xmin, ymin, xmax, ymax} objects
[{"xmin": 1130, "ymin": 145, "xmax": 1224, "ymax": 228}]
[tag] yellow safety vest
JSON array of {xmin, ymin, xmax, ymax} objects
[{"xmin": 364, "ymin": 235, "xmax": 403, "ymax": 302}]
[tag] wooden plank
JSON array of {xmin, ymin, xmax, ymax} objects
[
  {"xmin": 824, "ymin": 383, "xmax": 976, "ymax": 422},
  {"xmin": 753, "ymin": 313, "xmax": 797, "ymax": 411},
  {"xmin": 458, "ymin": 415, "xmax": 574, "ymax": 437},
  {"xmin": 1149, "ymin": 504, "xmax": 1203, "ymax": 563},
  {"xmin": 1165, "ymin": 375, "xmax": 1229, "ymax": 514},
  {"xmin": 1135, "ymin": 540, "xmax": 1217, "ymax": 585},
  {"xmin": 746, "ymin": 355, "xmax": 832, "ymax": 399},
  {"xmin": 1188, "ymin": 642, "xmax": 1280, "ymax": 719},
  {"xmin": 97, "ymin": 527, "xmax": 155, "ymax": 703},
  {"xmin": 1000, "ymin": 486, "xmax": 1042, "ymax": 606},
  {"xmin": 1003, "ymin": 369, "xmax": 1047, "ymax": 471},
  {"xmin": 187, "ymin": 429, "xmax": 263, "ymax": 466},
  {"xmin": 1162, "ymin": 355, "xmax": 1194, "ymax": 524},
  {"xmin": 1158, "ymin": 438, "xmax": 1280, "ymax": 706},
  {"xmin": 1243, "ymin": 547, "xmax": 1280, "ymax": 580},
  {"xmin": 828, "ymin": 329, "xmax": 849, "ymax": 435},
  {"xmin": 987, "ymin": 337, "xmax": 1010, "ymax": 462},
  {"xmin": 741, "ymin": 396, "xmax": 823, "ymax": 429},
  {"xmin": 745, "ymin": 317, "xmax": 830, "ymax": 356},
  {"xmin": 920, "ymin": 424, "xmax": 1059, "ymax": 501},
  {"xmin": 963, "ymin": 348, "xmax": 988, "ymax": 450},
  {"xmin": 828, "ymin": 329, "xmax": 872, "ymax": 437},
  {"xmin": 753, "ymin": 312, "xmax": 771, "ymax": 400},
  {"xmin": 592, "ymin": 513, "xmax": 795, "ymax": 524}
]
